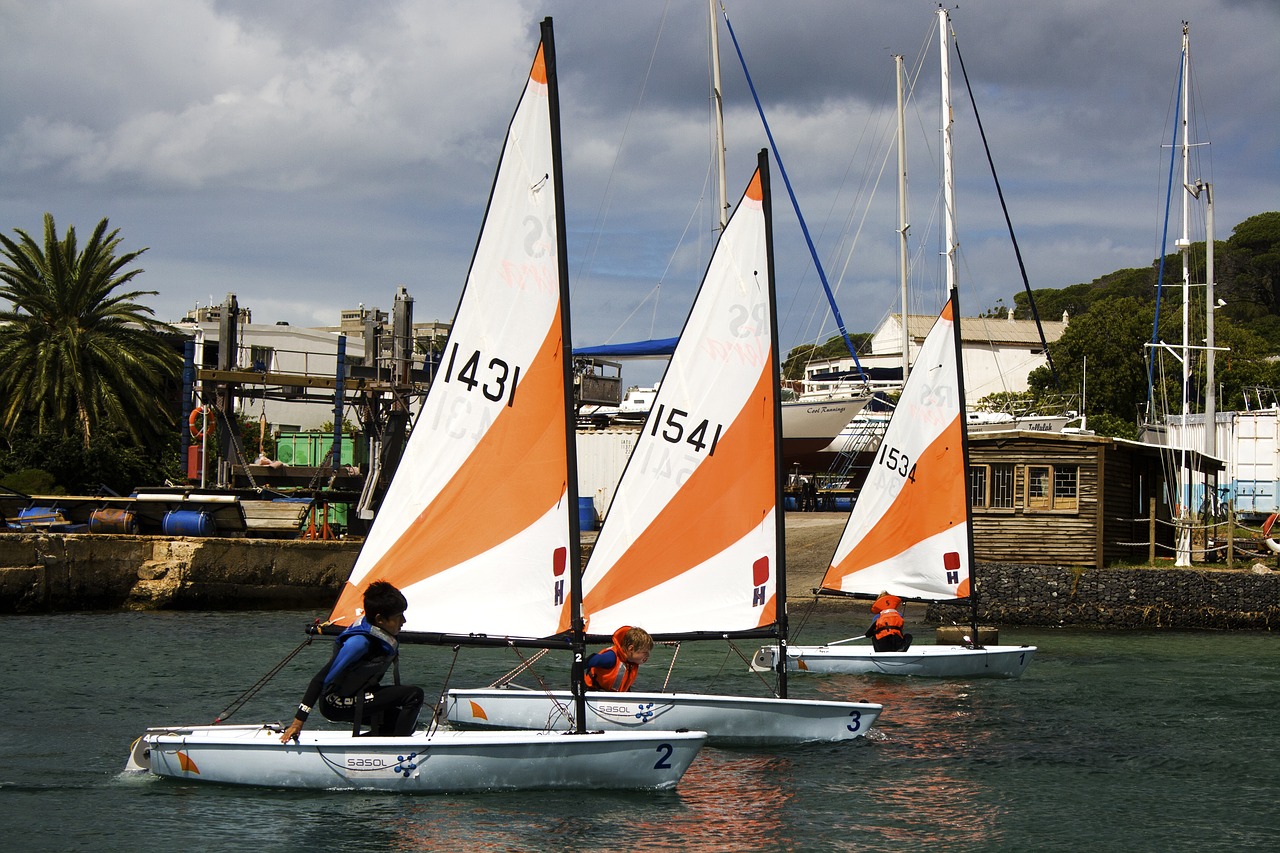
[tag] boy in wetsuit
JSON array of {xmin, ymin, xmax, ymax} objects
[{"xmin": 280, "ymin": 580, "xmax": 424, "ymax": 740}]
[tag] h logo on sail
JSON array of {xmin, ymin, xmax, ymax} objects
[
  {"xmin": 944, "ymin": 551, "xmax": 961, "ymax": 586},
  {"xmin": 752, "ymin": 556, "xmax": 770, "ymax": 607},
  {"xmin": 553, "ymin": 547, "xmax": 567, "ymax": 605}
]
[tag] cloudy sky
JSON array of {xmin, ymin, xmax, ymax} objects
[{"xmin": 2, "ymin": 0, "xmax": 1277, "ymax": 380}]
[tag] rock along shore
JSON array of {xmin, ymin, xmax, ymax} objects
[{"xmin": 2, "ymin": 512, "xmax": 1278, "ymax": 630}]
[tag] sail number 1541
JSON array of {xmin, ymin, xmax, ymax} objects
[
  {"xmin": 443, "ymin": 343, "xmax": 521, "ymax": 407},
  {"xmin": 649, "ymin": 403, "xmax": 723, "ymax": 456}
]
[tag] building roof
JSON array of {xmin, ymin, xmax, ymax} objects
[{"xmin": 901, "ymin": 313, "xmax": 1067, "ymax": 346}]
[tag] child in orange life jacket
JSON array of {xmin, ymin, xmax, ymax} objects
[
  {"xmin": 865, "ymin": 592, "xmax": 913, "ymax": 652},
  {"xmin": 583, "ymin": 626, "xmax": 654, "ymax": 692}
]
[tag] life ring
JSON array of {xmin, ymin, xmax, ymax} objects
[
  {"xmin": 188, "ymin": 406, "xmax": 206, "ymax": 439},
  {"xmin": 1263, "ymin": 513, "xmax": 1280, "ymax": 553}
]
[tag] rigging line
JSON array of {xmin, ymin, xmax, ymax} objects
[
  {"xmin": 572, "ymin": 0, "xmax": 675, "ymax": 297},
  {"xmin": 212, "ymin": 632, "xmax": 315, "ymax": 724},
  {"xmin": 659, "ymin": 641, "xmax": 681, "ymax": 692},
  {"xmin": 720, "ymin": 7, "xmax": 865, "ymax": 376},
  {"xmin": 950, "ymin": 29, "xmax": 1059, "ymax": 392},
  {"xmin": 1149, "ymin": 44, "xmax": 1185, "ymax": 409},
  {"xmin": 427, "ymin": 644, "xmax": 463, "ymax": 736}
]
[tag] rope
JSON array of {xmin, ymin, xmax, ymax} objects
[
  {"xmin": 213, "ymin": 629, "xmax": 317, "ymax": 724},
  {"xmin": 659, "ymin": 642, "xmax": 681, "ymax": 692},
  {"xmin": 489, "ymin": 648, "xmax": 550, "ymax": 687},
  {"xmin": 427, "ymin": 645, "xmax": 463, "ymax": 735}
]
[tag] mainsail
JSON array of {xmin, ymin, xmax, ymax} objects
[
  {"xmin": 565, "ymin": 159, "xmax": 779, "ymax": 638},
  {"xmin": 331, "ymin": 33, "xmax": 574, "ymax": 640},
  {"xmin": 819, "ymin": 293, "xmax": 972, "ymax": 602}
]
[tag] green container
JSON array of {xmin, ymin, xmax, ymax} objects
[{"xmin": 275, "ymin": 432, "xmax": 364, "ymax": 466}]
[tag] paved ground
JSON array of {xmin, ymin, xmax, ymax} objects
[{"xmin": 783, "ymin": 511, "xmax": 847, "ymax": 597}]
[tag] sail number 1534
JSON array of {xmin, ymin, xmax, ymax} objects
[{"xmin": 877, "ymin": 443, "xmax": 916, "ymax": 481}]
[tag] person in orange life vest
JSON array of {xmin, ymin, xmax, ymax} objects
[
  {"xmin": 583, "ymin": 626, "xmax": 654, "ymax": 691},
  {"xmin": 865, "ymin": 592, "xmax": 913, "ymax": 652}
]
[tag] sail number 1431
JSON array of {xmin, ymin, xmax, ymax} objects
[{"xmin": 442, "ymin": 343, "xmax": 521, "ymax": 407}]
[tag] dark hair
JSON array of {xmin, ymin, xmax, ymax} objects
[{"xmin": 363, "ymin": 580, "xmax": 408, "ymax": 620}]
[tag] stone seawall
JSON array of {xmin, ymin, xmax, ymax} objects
[
  {"xmin": 2, "ymin": 527, "xmax": 1278, "ymax": 630},
  {"xmin": 0, "ymin": 533, "xmax": 356, "ymax": 612},
  {"xmin": 943, "ymin": 562, "xmax": 1280, "ymax": 630}
]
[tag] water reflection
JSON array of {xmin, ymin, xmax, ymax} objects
[
  {"xmin": 375, "ymin": 751, "xmax": 796, "ymax": 853},
  {"xmin": 810, "ymin": 676, "xmax": 1011, "ymax": 847}
]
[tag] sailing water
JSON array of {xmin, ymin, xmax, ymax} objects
[{"xmin": 2, "ymin": 609, "xmax": 1277, "ymax": 851}]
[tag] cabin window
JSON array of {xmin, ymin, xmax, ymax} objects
[
  {"xmin": 1025, "ymin": 464, "xmax": 1077, "ymax": 511},
  {"xmin": 969, "ymin": 466, "xmax": 986, "ymax": 507},
  {"xmin": 969, "ymin": 463, "xmax": 1015, "ymax": 509}
]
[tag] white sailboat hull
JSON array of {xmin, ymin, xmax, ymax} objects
[
  {"xmin": 444, "ymin": 688, "xmax": 882, "ymax": 745},
  {"xmin": 752, "ymin": 644, "xmax": 1036, "ymax": 679},
  {"xmin": 125, "ymin": 723, "xmax": 705, "ymax": 792}
]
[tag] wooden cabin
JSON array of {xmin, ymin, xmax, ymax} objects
[{"xmin": 967, "ymin": 430, "xmax": 1221, "ymax": 567}]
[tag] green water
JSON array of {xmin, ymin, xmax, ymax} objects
[{"xmin": 1, "ymin": 610, "xmax": 1277, "ymax": 852}]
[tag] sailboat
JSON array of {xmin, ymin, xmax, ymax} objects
[
  {"xmin": 444, "ymin": 150, "xmax": 883, "ymax": 744},
  {"xmin": 124, "ymin": 19, "xmax": 705, "ymax": 792},
  {"xmin": 751, "ymin": 9, "xmax": 1035, "ymax": 680}
]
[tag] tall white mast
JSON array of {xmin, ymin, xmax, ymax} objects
[
  {"xmin": 896, "ymin": 53, "xmax": 911, "ymax": 379},
  {"xmin": 709, "ymin": 0, "xmax": 729, "ymax": 231},
  {"xmin": 1174, "ymin": 22, "xmax": 1192, "ymax": 565},
  {"xmin": 939, "ymin": 7, "xmax": 958, "ymax": 295}
]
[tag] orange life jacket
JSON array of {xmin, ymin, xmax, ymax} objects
[
  {"xmin": 872, "ymin": 608, "xmax": 905, "ymax": 641},
  {"xmin": 583, "ymin": 626, "xmax": 639, "ymax": 692}
]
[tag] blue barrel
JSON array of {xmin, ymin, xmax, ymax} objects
[
  {"xmin": 578, "ymin": 497, "xmax": 597, "ymax": 531},
  {"xmin": 783, "ymin": 496, "xmax": 798, "ymax": 511},
  {"xmin": 162, "ymin": 509, "xmax": 217, "ymax": 537},
  {"xmin": 17, "ymin": 506, "xmax": 64, "ymax": 526},
  {"xmin": 89, "ymin": 508, "xmax": 137, "ymax": 534}
]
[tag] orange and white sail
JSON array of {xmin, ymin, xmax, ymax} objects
[
  {"xmin": 820, "ymin": 295, "xmax": 971, "ymax": 601},
  {"xmin": 570, "ymin": 163, "xmax": 777, "ymax": 637},
  {"xmin": 330, "ymin": 36, "xmax": 573, "ymax": 638}
]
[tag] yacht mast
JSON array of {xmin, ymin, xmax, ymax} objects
[
  {"xmin": 709, "ymin": 0, "xmax": 729, "ymax": 231},
  {"xmin": 939, "ymin": 8, "xmax": 958, "ymax": 296},
  {"xmin": 896, "ymin": 53, "xmax": 910, "ymax": 380}
]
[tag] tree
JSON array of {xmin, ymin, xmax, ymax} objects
[
  {"xmin": 0, "ymin": 214, "xmax": 180, "ymax": 450},
  {"xmin": 1028, "ymin": 296, "xmax": 1156, "ymax": 425}
]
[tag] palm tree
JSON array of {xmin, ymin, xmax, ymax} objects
[{"xmin": 0, "ymin": 213, "xmax": 180, "ymax": 449}]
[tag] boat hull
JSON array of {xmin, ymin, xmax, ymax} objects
[
  {"xmin": 751, "ymin": 644, "xmax": 1036, "ymax": 679},
  {"xmin": 126, "ymin": 723, "xmax": 705, "ymax": 792},
  {"xmin": 444, "ymin": 688, "xmax": 882, "ymax": 745}
]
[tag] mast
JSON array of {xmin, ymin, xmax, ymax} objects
[
  {"xmin": 759, "ymin": 148, "xmax": 787, "ymax": 698},
  {"xmin": 896, "ymin": 53, "xmax": 910, "ymax": 380},
  {"xmin": 939, "ymin": 7, "xmax": 958, "ymax": 299},
  {"xmin": 709, "ymin": 0, "xmax": 729, "ymax": 230},
  {"xmin": 541, "ymin": 17, "xmax": 588, "ymax": 734},
  {"xmin": 939, "ymin": 7, "xmax": 978, "ymax": 641},
  {"xmin": 1174, "ymin": 22, "xmax": 1193, "ymax": 566},
  {"xmin": 1204, "ymin": 179, "xmax": 1215, "ymax": 462}
]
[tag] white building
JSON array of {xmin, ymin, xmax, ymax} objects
[{"xmin": 803, "ymin": 309, "xmax": 1069, "ymax": 406}]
